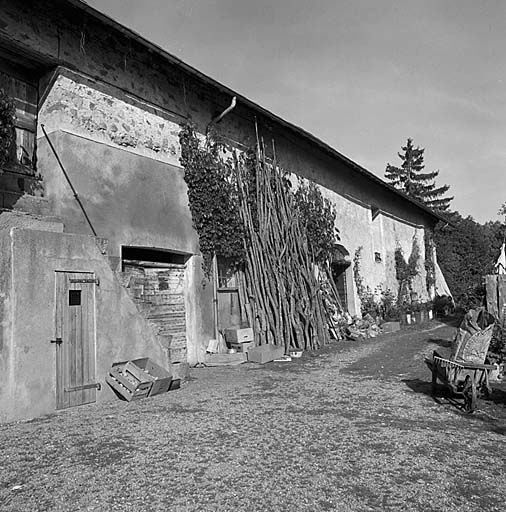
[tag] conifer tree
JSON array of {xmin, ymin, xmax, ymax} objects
[{"xmin": 385, "ymin": 138, "xmax": 453, "ymax": 211}]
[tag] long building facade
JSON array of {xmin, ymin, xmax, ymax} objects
[{"xmin": 0, "ymin": 0, "xmax": 445, "ymax": 422}]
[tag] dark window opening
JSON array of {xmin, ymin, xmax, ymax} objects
[
  {"xmin": 69, "ymin": 290, "xmax": 81, "ymax": 306},
  {"xmin": 331, "ymin": 263, "xmax": 348, "ymax": 309},
  {"xmin": 121, "ymin": 246, "xmax": 188, "ymax": 269},
  {"xmin": 217, "ymin": 257, "xmax": 238, "ymax": 290},
  {"xmin": 374, "ymin": 252, "xmax": 382, "ymax": 263},
  {"xmin": 0, "ymin": 69, "xmax": 38, "ymax": 175}
]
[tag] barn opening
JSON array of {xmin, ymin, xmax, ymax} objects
[
  {"xmin": 331, "ymin": 244, "xmax": 352, "ymax": 312},
  {"xmin": 121, "ymin": 246, "xmax": 190, "ymax": 364}
]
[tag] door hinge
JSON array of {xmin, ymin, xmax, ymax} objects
[
  {"xmin": 69, "ymin": 278, "xmax": 100, "ymax": 286},
  {"xmin": 50, "ymin": 337, "xmax": 62, "ymax": 344}
]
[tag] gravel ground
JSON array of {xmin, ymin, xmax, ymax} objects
[{"xmin": 1, "ymin": 321, "xmax": 506, "ymax": 512}]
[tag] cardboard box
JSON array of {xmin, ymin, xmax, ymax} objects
[
  {"xmin": 203, "ymin": 353, "xmax": 247, "ymax": 366},
  {"xmin": 382, "ymin": 321, "xmax": 401, "ymax": 333},
  {"xmin": 247, "ymin": 344, "xmax": 284, "ymax": 364},
  {"xmin": 228, "ymin": 341, "xmax": 254, "ymax": 353},
  {"xmin": 224, "ymin": 327, "xmax": 254, "ymax": 344}
]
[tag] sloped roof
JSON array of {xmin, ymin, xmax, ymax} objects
[{"xmin": 66, "ymin": 0, "xmax": 446, "ymax": 225}]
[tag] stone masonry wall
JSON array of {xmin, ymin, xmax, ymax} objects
[
  {"xmin": 40, "ymin": 72, "xmax": 181, "ymax": 166},
  {"xmin": 121, "ymin": 264, "xmax": 187, "ymax": 365},
  {"xmin": 1, "ymin": 0, "xmax": 438, "ymax": 323}
]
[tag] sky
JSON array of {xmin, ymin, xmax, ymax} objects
[{"xmin": 86, "ymin": 0, "xmax": 506, "ymax": 224}]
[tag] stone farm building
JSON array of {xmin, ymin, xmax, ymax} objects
[{"xmin": 0, "ymin": 0, "xmax": 447, "ymax": 422}]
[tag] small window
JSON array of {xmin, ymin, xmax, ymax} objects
[
  {"xmin": 374, "ymin": 252, "xmax": 382, "ymax": 263},
  {"xmin": 0, "ymin": 70, "xmax": 37, "ymax": 174},
  {"xmin": 217, "ymin": 257, "xmax": 237, "ymax": 290},
  {"xmin": 69, "ymin": 290, "xmax": 82, "ymax": 306}
]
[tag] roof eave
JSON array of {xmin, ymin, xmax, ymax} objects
[{"xmin": 65, "ymin": 0, "xmax": 445, "ymax": 225}]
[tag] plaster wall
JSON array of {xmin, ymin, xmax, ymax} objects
[
  {"xmin": 0, "ymin": 230, "xmax": 13, "ymax": 411},
  {"xmin": 33, "ymin": 125, "xmax": 215, "ymax": 365},
  {"xmin": 0, "ymin": 227, "xmax": 172, "ymax": 423},
  {"xmin": 381, "ymin": 214, "xmax": 428, "ymax": 302},
  {"xmin": 35, "ymin": 72, "xmax": 433, "ymax": 313},
  {"xmin": 1, "ymin": 0, "xmax": 438, "ymax": 348},
  {"xmin": 317, "ymin": 183, "xmax": 429, "ymax": 313},
  {"xmin": 0, "ymin": 0, "xmax": 452, "ymax": 226},
  {"xmin": 35, "ymin": 129, "xmax": 196, "ymax": 257},
  {"xmin": 35, "ymin": 75, "xmax": 432, "ymax": 324}
]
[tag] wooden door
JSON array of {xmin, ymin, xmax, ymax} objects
[
  {"xmin": 55, "ymin": 272, "xmax": 98, "ymax": 409},
  {"xmin": 331, "ymin": 263, "xmax": 348, "ymax": 310}
]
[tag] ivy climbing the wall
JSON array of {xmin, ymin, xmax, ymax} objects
[
  {"xmin": 395, "ymin": 236, "xmax": 421, "ymax": 303},
  {"xmin": 179, "ymin": 123, "xmax": 244, "ymax": 275},
  {"xmin": 424, "ymin": 228, "xmax": 436, "ymax": 296},
  {"xmin": 0, "ymin": 89, "xmax": 15, "ymax": 169},
  {"xmin": 353, "ymin": 246, "xmax": 366, "ymax": 301},
  {"xmin": 178, "ymin": 122, "xmax": 342, "ymax": 350},
  {"xmin": 294, "ymin": 178, "xmax": 337, "ymax": 266}
]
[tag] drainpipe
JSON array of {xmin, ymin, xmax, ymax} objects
[{"xmin": 209, "ymin": 96, "xmax": 237, "ymax": 126}]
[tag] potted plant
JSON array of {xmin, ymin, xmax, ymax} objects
[
  {"xmin": 399, "ymin": 302, "xmax": 413, "ymax": 326},
  {"xmin": 424, "ymin": 300, "xmax": 434, "ymax": 321}
]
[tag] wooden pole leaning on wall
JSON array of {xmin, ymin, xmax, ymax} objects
[
  {"xmin": 233, "ymin": 137, "xmax": 332, "ymax": 351},
  {"xmin": 487, "ymin": 275, "xmax": 506, "ymax": 317},
  {"xmin": 40, "ymin": 124, "xmax": 98, "ymax": 237}
]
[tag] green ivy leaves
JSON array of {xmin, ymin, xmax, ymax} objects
[
  {"xmin": 0, "ymin": 89, "xmax": 15, "ymax": 169},
  {"xmin": 179, "ymin": 123, "xmax": 244, "ymax": 275}
]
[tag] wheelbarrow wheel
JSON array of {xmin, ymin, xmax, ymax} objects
[{"xmin": 462, "ymin": 376, "xmax": 477, "ymax": 413}]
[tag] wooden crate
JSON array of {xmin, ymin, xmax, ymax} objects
[
  {"xmin": 169, "ymin": 346, "xmax": 187, "ymax": 364},
  {"xmin": 106, "ymin": 361, "xmax": 153, "ymax": 401},
  {"xmin": 224, "ymin": 327, "xmax": 254, "ymax": 344},
  {"xmin": 228, "ymin": 341, "xmax": 254, "ymax": 353},
  {"xmin": 130, "ymin": 358, "xmax": 172, "ymax": 397},
  {"xmin": 247, "ymin": 344, "xmax": 284, "ymax": 364}
]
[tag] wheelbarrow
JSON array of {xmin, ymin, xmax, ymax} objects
[
  {"xmin": 425, "ymin": 314, "xmax": 496, "ymax": 413},
  {"xmin": 426, "ymin": 351, "xmax": 496, "ymax": 413}
]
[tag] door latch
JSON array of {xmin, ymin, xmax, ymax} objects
[{"xmin": 50, "ymin": 337, "xmax": 62, "ymax": 344}]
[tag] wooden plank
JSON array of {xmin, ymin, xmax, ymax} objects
[
  {"xmin": 68, "ymin": 275, "xmax": 79, "ymax": 408},
  {"xmin": 86, "ymin": 279, "xmax": 97, "ymax": 405},
  {"xmin": 62, "ymin": 274, "xmax": 71, "ymax": 409},
  {"xmin": 55, "ymin": 273, "xmax": 65, "ymax": 410},
  {"xmin": 498, "ymin": 275, "xmax": 506, "ymax": 316},
  {"xmin": 80, "ymin": 279, "xmax": 90, "ymax": 406},
  {"xmin": 79, "ymin": 275, "xmax": 96, "ymax": 406},
  {"xmin": 486, "ymin": 275, "xmax": 499, "ymax": 317}
]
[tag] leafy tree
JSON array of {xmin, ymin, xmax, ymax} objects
[
  {"xmin": 434, "ymin": 211, "xmax": 503, "ymax": 309},
  {"xmin": 385, "ymin": 138, "xmax": 453, "ymax": 211}
]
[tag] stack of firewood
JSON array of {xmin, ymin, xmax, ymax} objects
[{"xmin": 233, "ymin": 140, "xmax": 342, "ymax": 351}]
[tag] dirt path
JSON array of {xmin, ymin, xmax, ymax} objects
[{"xmin": 1, "ymin": 323, "xmax": 506, "ymax": 511}]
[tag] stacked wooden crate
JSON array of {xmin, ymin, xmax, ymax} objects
[{"xmin": 105, "ymin": 358, "xmax": 172, "ymax": 401}]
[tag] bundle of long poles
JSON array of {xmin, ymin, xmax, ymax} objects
[{"xmin": 234, "ymin": 139, "xmax": 330, "ymax": 351}]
